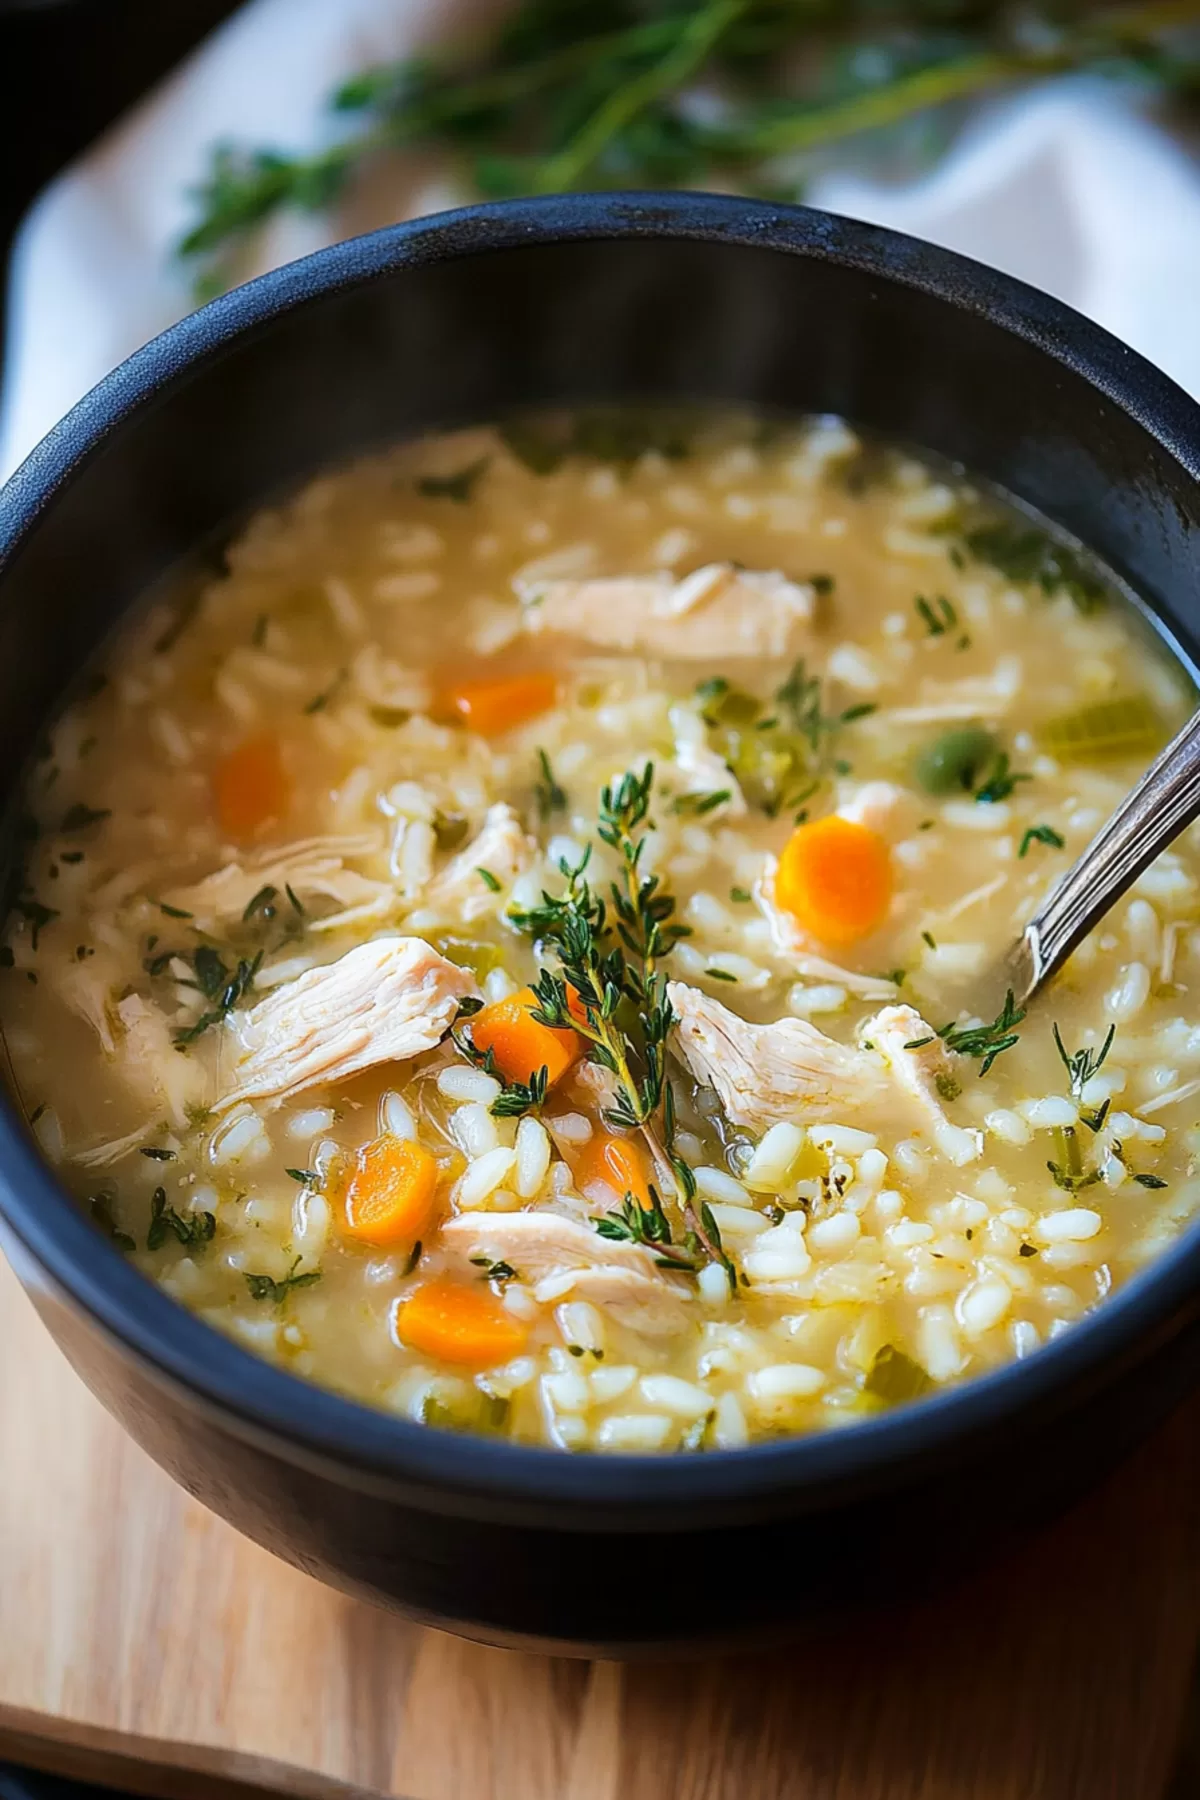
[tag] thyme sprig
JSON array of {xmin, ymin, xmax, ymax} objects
[
  {"xmin": 452, "ymin": 1002, "xmax": 551, "ymax": 1120},
  {"xmin": 510, "ymin": 762, "xmax": 733, "ymax": 1288},
  {"xmin": 1053, "ymin": 1021, "xmax": 1117, "ymax": 1100},
  {"xmin": 907, "ymin": 988, "xmax": 1026, "ymax": 1077},
  {"xmin": 177, "ymin": 1, "xmax": 1200, "ymax": 298}
]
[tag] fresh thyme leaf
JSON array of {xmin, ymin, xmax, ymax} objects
[
  {"xmin": 489, "ymin": 1064, "xmax": 549, "ymax": 1118},
  {"xmin": 973, "ymin": 751, "xmax": 1031, "ymax": 804},
  {"xmin": 963, "ymin": 519, "xmax": 1107, "ymax": 613},
  {"xmin": 173, "ymin": 949, "xmax": 263, "ymax": 1045},
  {"xmin": 470, "ymin": 1255, "xmax": 517, "ymax": 1282},
  {"xmin": 476, "ymin": 866, "xmax": 501, "ymax": 892},
  {"xmin": 242, "ymin": 883, "xmax": 279, "ymax": 922},
  {"xmin": 370, "ymin": 704, "xmax": 412, "ymax": 729},
  {"xmin": 14, "ymin": 897, "xmax": 58, "ymax": 949},
  {"xmin": 158, "ymin": 901, "xmax": 193, "ymax": 920},
  {"xmin": 1019, "ymin": 824, "xmax": 1064, "ymax": 858},
  {"xmin": 303, "ymin": 669, "xmax": 346, "ymax": 714},
  {"xmin": 706, "ymin": 967, "xmax": 738, "ymax": 982},
  {"xmin": 417, "ymin": 456, "xmax": 490, "ymax": 502},
  {"xmin": 865, "ymin": 1344, "xmax": 931, "ymax": 1405},
  {"xmin": 285, "ymin": 1166, "xmax": 318, "ymax": 1186},
  {"xmin": 401, "ymin": 1241, "xmax": 423, "ymax": 1277},
  {"xmin": 1052, "ymin": 1021, "xmax": 1116, "ymax": 1100},
  {"xmin": 245, "ymin": 1255, "xmax": 322, "ymax": 1303},
  {"xmin": 60, "ymin": 802, "xmax": 111, "ymax": 834},
  {"xmin": 921, "ymin": 929, "xmax": 937, "ymax": 950},
  {"xmin": 673, "ymin": 789, "xmax": 731, "ymax": 816},
  {"xmin": 535, "ymin": 747, "xmax": 567, "ymax": 820},
  {"xmin": 147, "ymin": 1186, "xmax": 216, "ymax": 1252},
  {"xmin": 937, "ymin": 989, "xmax": 1025, "ymax": 1077},
  {"xmin": 285, "ymin": 882, "xmax": 306, "ymax": 916},
  {"xmin": 593, "ymin": 1185, "xmax": 700, "ymax": 1271},
  {"xmin": 1019, "ymin": 1242, "xmax": 1038, "ymax": 1257},
  {"xmin": 140, "ymin": 1146, "xmax": 176, "ymax": 1161},
  {"xmin": 914, "ymin": 593, "xmax": 957, "ymax": 636},
  {"xmin": 729, "ymin": 887, "xmax": 752, "ymax": 903},
  {"xmin": 1133, "ymin": 1172, "xmax": 1168, "ymax": 1189}
]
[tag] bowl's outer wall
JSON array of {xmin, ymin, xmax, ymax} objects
[{"xmin": 4, "ymin": 198, "xmax": 1200, "ymax": 1647}]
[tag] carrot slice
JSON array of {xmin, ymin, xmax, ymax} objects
[
  {"xmin": 213, "ymin": 733, "xmax": 290, "ymax": 842},
  {"xmin": 469, "ymin": 986, "xmax": 582, "ymax": 1087},
  {"xmin": 774, "ymin": 814, "xmax": 892, "ymax": 947},
  {"xmin": 574, "ymin": 1131, "xmax": 652, "ymax": 1204},
  {"xmin": 397, "ymin": 1276, "xmax": 528, "ymax": 1368},
  {"xmin": 339, "ymin": 1135, "xmax": 440, "ymax": 1247},
  {"xmin": 437, "ymin": 673, "xmax": 558, "ymax": 736}
]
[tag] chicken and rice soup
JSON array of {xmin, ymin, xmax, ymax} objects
[{"xmin": 4, "ymin": 410, "xmax": 1196, "ymax": 1452}]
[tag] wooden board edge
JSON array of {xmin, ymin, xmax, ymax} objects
[{"xmin": 0, "ymin": 1708, "xmax": 408, "ymax": 1800}]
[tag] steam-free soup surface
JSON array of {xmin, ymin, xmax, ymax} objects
[{"xmin": 5, "ymin": 412, "xmax": 1197, "ymax": 1451}]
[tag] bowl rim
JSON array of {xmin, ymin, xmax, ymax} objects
[{"xmin": 3, "ymin": 187, "xmax": 1200, "ymax": 1522}]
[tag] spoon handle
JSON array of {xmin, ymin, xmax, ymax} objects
[{"xmin": 1010, "ymin": 705, "xmax": 1200, "ymax": 1006}]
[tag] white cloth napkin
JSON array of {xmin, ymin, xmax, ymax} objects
[{"xmin": 4, "ymin": 0, "xmax": 1200, "ymax": 480}]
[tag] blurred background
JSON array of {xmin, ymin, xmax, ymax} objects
[{"xmin": 3, "ymin": 0, "xmax": 1200, "ymax": 481}]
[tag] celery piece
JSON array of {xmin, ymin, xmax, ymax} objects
[{"xmin": 1039, "ymin": 694, "xmax": 1164, "ymax": 762}]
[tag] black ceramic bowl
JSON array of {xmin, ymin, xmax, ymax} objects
[{"xmin": 2, "ymin": 193, "xmax": 1200, "ymax": 1655}]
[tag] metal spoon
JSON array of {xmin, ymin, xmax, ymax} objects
[{"xmin": 1006, "ymin": 706, "xmax": 1200, "ymax": 1007}]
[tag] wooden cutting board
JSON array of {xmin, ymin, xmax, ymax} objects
[{"xmin": 2, "ymin": 1246, "xmax": 1198, "ymax": 1800}]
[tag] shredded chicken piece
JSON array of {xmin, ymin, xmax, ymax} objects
[
  {"xmin": 163, "ymin": 834, "xmax": 391, "ymax": 930},
  {"xmin": 860, "ymin": 1003, "xmax": 982, "ymax": 1166},
  {"xmin": 836, "ymin": 781, "xmax": 919, "ymax": 838},
  {"xmin": 425, "ymin": 803, "xmax": 537, "ymax": 921},
  {"xmin": 440, "ymin": 1210, "xmax": 691, "ymax": 1336},
  {"xmin": 668, "ymin": 981, "xmax": 884, "ymax": 1129},
  {"xmin": 217, "ymin": 936, "xmax": 476, "ymax": 1111},
  {"xmin": 116, "ymin": 993, "xmax": 209, "ymax": 1128},
  {"xmin": 754, "ymin": 859, "xmax": 897, "ymax": 999},
  {"xmin": 672, "ymin": 739, "xmax": 747, "ymax": 817},
  {"xmin": 520, "ymin": 562, "xmax": 817, "ymax": 659}
]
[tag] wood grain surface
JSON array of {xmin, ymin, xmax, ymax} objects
[{"xmin": 2, "ymin": 1246, "xmax": 1198, "ymax": 1800}]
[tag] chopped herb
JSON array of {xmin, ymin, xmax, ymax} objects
[
  {"xmin": 963, "ymin": 520, "xmax": 1106, "ymax": 613},
  {"xmin": 535, "ymin": 747, "xmax": 567, "ymax": 820},
  {"xmin": 28, "ymin": 1103, "xmax": 45, "ymax": 1125},
  {"xmin": 1019, "ymin": 824, "xmax": 1065, "ymax": 858},
  {"xmin": 1133, "ymin": 1172, "xmax": 1168, "ymax": 1189},
  {"xmin": 173, "ymin": 949, "xmax": 263, "ymax": 1044},
  {"xmin": 417, "ymin": 456, "xmax": 489, "ymax": 502},
  {"xmin": 921, "ymin": 930, "xmax": 937, "ymax": 950},
  {"xmin": 469, "ymin": 1255, "xmax": 517, "ymax": 1283},
  {"xmin": 90, "ymin": 1193, "xmax": 135, "ymax": 1253},
  {"xmin": 974, "ymin": 751, "xmax": 1031, "ymax": 805},
  {"xmin": 154, "ymin": 592, "xmax": 200, "ymax": 654},
  {"xmin": 242, "ymin": 884, "xmax": 278, "ymax": 922},
  {"xmin": 401, "ymin": 1241, "xmax": 422, "ymax": 1276},
  {"xmin": 680, "ymin": 1410, "xmax": 715, "ymax": 1453},
  {"xmin": 285, "ymin": 1167, "xmax": 318, "ymax": 1186},
  {"xmin": 369, "ymin": 704, "xmax": 411, "ymax": 728},
  {"xmin": 1052, "ymin": 1022, "xmax": 1116, "ymax": 1100},
  {"xmin": 706, "ymin": 967, "xmax": 738, "ymax": 982},
  {"xmin": 285, "ymin": 883, "xmax": 305, "ymax": 916},
  {"xmin": 244, "ymin": 1256, "xmax": 322, "ymax": 1303},
  {"xmin": 594, "ymin": 1185, "xmax": 701, "ymax": 1273},
  {"xmin": 147, "ymin": 1186, "xmax": 216, "ymax": 1252},
  {"xmin": 914, "ymin": 593, "xmax": 957, "ymax": 636},
  {"xmin": 1019, "ymin": 1242, "xmax": 1038, "ymax": 1257},
  {"xmin": 934, "ymin": 1070, "xmax": 961, "ymax": 1102},
  {"xmin": 14, "ymin": 898, "xmax": 58, "ymax": 949},
  {"xmin": 60, "ymin": 802, "xmax": 111, "ymax": 834},
  {"xmin": 433, "ymin": 812, "xmax": 470, "ymax": 851},
  {"xmin": 840, "ymin": 702, "xmax": 877, "ymax": 724},
  {"xmin": 729, "ymin": 887, "xmax": 752, "ymax": 904},
  {"xmin": 937, "ymin": 989, "xmax": 1025, "ymax": 1077},
  {"xmin": 303, "ymin": 669, "xmax": 346, "ymax": 714},
  {"xmin": 809, "ymin": 574, "xmax": 835, "ymax": 597},
  {"xmin": 1047, "ymin": 1155, "xmax": 1102, "ymax": 1193},
  {"xmin": 673, "ymin": 789, "xmax": 731, "ymax": 816},
  {"xmin": 476, "ymin": 866, "xmax": 501, "ymax": 893},
  {"xmin": 140, "ymin": 1146, "xmax": 176, "ymax": 1162},
  {"xmin": 158, "ymin": 901, "xmax": 193, "ymax": 920},
  {"xmin": 60, "ymin": 850, "xmax": 84, "ymax": 864}
]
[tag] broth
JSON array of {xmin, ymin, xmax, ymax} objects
[{"xmin": 4, "ymin": 410, "xmax": 1196, "ymax": 1452}]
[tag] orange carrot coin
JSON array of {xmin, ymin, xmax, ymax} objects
[
  {"xmin": 437, "ymin": 672, "xmax": 557, "ymax": 736},
  {"xmin": 774, "ymin": 814, "xmax": 892, "ymax": 947},
  {"xmin": 212, "ymin": 733, "xmax": 289, "ymax": 842},
  {"xmin": 574, "ymin": 1131, "xmax": 653, "ymax": 1204},
  {"xmin": 340, "ymin": 1135, "xmax": 440, "ymax": 1247},
  {"xmin": 469, "ymin": 986, "xmax": 582, "ymax": 1087},
  {"xmin": 397, "ymin": 1277, "xmax": 528, "ymax": 1368}
]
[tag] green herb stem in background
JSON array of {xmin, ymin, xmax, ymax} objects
[{"xmin": 177, "ymin": 0, "xmax": 1200, "ymax": 297}]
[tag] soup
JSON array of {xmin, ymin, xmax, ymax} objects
[{"xmin": 4, "ymin": 411, "xmax": 1195, "ymax": 1452}]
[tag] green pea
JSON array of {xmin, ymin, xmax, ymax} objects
[{"xmin": 913, "ymin": 726, "xmax": 996, "ymax": 795}]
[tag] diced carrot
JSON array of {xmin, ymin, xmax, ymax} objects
[
  {"xmin": 339, "ymin": 1135, "xmax": 440, "ymax": 1247},
  {"xmin": 774, "ymin": 814, "xmax": 892, "ymax": 947},
  {"xmin": 469, "ymin": 986, "xmax": 582, "ymax": 1087},
  {"xmin": 397, "ymin": 1276, "xmax": 529, "ymax": 1368},
  {"xmin": 213, "ymin": 733, "xmax": 290, "ymax": 842},
  {"xmin": 574, "ymin": 1131, "xmax": 652, "ymax": 1204},
  {"xmin": 437, "ymin": 672, "xmax": 558, "ymax": 736}
]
